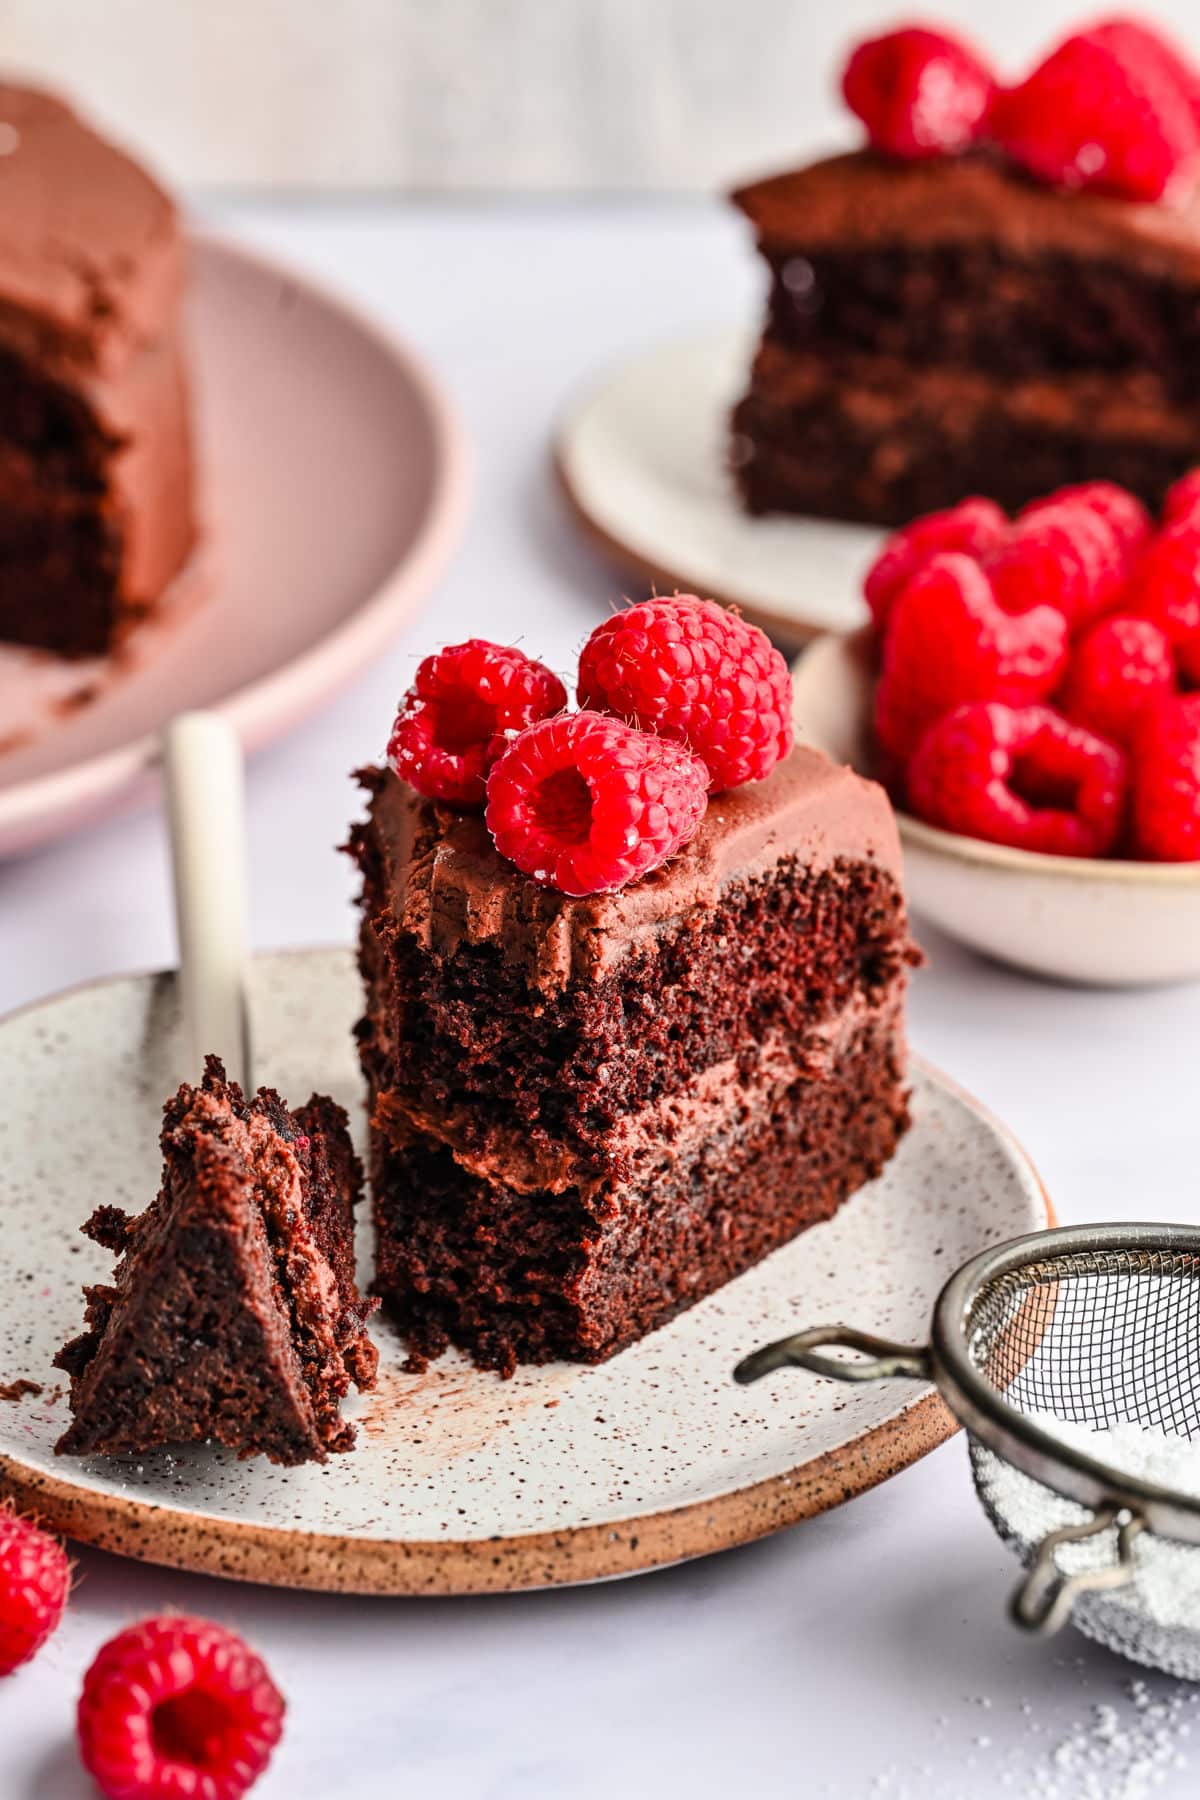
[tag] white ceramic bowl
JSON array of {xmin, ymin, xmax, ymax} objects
[{"xmin": 792, "ymin": 633, "xmax": 1200, "ymax": 987}]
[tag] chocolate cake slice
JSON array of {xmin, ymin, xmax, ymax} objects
[
  {"xmin": 349, "ymin": 745, "xmax": 914, "ymax": 1376},
  {"xmin": 731, "ymin": 150, "xmax": 1200, "ymax": 525},
  {"xmin": 0, "ymin": 82, "xmax": 194, "ymax": 656},
  {"xmin": 55, "ymin": 1059, "xmax": 377, "ymax": 1465}
]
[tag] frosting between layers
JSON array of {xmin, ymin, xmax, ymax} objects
[
  {"xmin": 370, "ymin": 743, "xmax": 902, "ymax": 993},
  {"xmin": 732, "ymin": 150, "xmax": 1200, "ymax": 279},
  {"xmin": 744, "ymin": 339, "xmax": 1200, "ymax": 445},
  {"xmin": 375, "ymin": 989, "xmax": 903, "ymax": 1197}
]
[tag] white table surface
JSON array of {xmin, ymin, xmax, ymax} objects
[{"xmin": 4, "ymin": 199, "xmax": 1200, "ymax": 1800}]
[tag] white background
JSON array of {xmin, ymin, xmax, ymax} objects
[
  {"xmin": 4, "ymin": 197, "xmax": 1200, "ymax": 1798},
  {"xmin": 3, "ymin": 0, "xmax": 1200, "ymax": 190}
]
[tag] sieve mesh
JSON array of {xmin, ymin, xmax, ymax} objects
[
  {"xmin": 964, "ymin": 1249, "xmax": 1200, "ymax": 1437},
  {"xmin": 961, "ymin": 1247, "xmax": 1200, "ymax": 1680}
]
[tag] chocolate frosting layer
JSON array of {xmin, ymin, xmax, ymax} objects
[
  {"xmin": 0, "ymin": 82, "xmax": 181, "ymax": 369},
  {"xmin": 748, "ymin": 338, "xmax": 1199, "ymax": 446},
  {"xmin": 370, "ymin": 743, "xmax": 902, "ymax": 993},
  {"xmin": 732, "ymin": 150, "xmax": 1200, "ymax": 279}
]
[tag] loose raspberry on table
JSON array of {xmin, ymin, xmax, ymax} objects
[
  {"xmin": 991, "ymin": 23, "xmax": 1200, "ymax": 201},
  {"xmin": 577, "ymin": 595, "xmax": 792, "ymax": 792},
  {"xmin": 1163, "ymin": 467, "xmax": 1200, "ymax": 529},
  {"xmin": 1131, "ymin": 693, "xmax": 1200, "ymax": 861},
  {"xmin": 78, "ymin": 1615, "xmax": 284, "ymax": 1800},
  {"xmin": 1124, "ymin": 523, "xmax": 1200, "ymax": 644},
  {"xmin": 907, "ymin": 702, "xmax": 1128, "ymax": 858},
  {"xmin": 874, "ymin": 553, "xmax": 1069, "ymax": 762},
  {"xmin": 387, "ymin": 639, "xmax": 567, "ymax": 806},
  {"xmin": 863, "ymin": 497, "xmax": 1007, "ymax": 636},
  {"xmin": 988, "ymin": 496, "xmax": 1128, "ymax": 630},
  {"xmin": 485, "ymin": 710, "xmax": 709, "ymax": 896},
  {"xmin": 841, "ymin": 26, "xmax": 995, "ymax": 160},
  {"xmin": 0, "ymin": 1508, "xmax": 69, "ymax": 1674},
  {"xmin": 1059, "ymin": 615, "xmax": 1177, "ymax": 748}
]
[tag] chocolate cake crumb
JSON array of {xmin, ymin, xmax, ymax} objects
[
  {"xmin": 55, "ymin": 1057, "xmax": 377, "ymax": 1465},
  {"xmin": 0, "ymin": 1378, "xmax": 42, "ymax": 1402}
]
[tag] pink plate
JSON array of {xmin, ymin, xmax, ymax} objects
[{"xmin": 0, "ymin": 232, "xmax": 469, "ymax": 859}]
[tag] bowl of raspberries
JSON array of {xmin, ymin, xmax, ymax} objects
[{"xmin": 792, "ymin": 475, "xmax": 1200, "ymax": 986}]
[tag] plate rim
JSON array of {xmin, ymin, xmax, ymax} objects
[
  {"xmin": 553, "ymin": 325, "xmax": 869, "ymax": 646},
  {"xmin": 0, "ymin": 228, "xmax": 471, "ymax": 857},
  {"xmin": 0, "ymin": 956, "xmax": 1052, "ymax": 1595}
]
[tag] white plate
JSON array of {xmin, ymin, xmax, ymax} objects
[
  {"xmin": 555, "ymin": 326, "xmax": 877, "ymax": 641},
  {"xmin": 0, "ymin": 948, "xmax": 1049, "ymax": 1594},
  {"xmin": 0, "ymin": 234, "xmax": 469, "ymax": 860}
]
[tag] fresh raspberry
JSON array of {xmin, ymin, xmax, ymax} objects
[
  {"xmin": 1178, "ymin": 635, "xmax": 1200, "ymax": 688},
  {"xmin": 1124, "ymin": 523, "xmax": 1200, "ymax": 644},
  {"xmin": 874, "ymin": 554, "xmax": 1069, "ymax": 762},
  {"xmin": 387, "ymin": 640, "xmax": 567, "ymax": 806},
  {"xmin": 908, "ymin": 702, "xmax": 1128, "ymax": 857},
  {"xmin": 1059, "ymin": 615, "xmax": 1177, "ymax": 747},
  {"xmin": 991, "ymin": 25, "xmax": 1200, "ymax": 201},
  {"xmin": 485, "ymin": 711, "xmax": 708, "ymax": 897},
  {"xmin": 841, "ymin": 26, "xmax": 995, "ymax": 160},
  {"xmin": 1031, "ymin": 481, "xmax": 1151, "ymax": 561},
  {"xmin": 577, "ymin": 595, "xmax": 792, "ymax": 792},
  {"xmin": 988, "ymin": 498, "xmax": 1128, "ymax": 630},
  {"xmin": 863, "ymin": 497, "xmax": 1007, "ymax": 636},
  {"xmin": 78, "ymin": 1615, "xmax": 284, "ymax": 1800},
  {"xmin": 1088, "ymin": 19, "xmax": 1200, "ymax": 129},
  {"xmin": 0, "ymin": 1509, "xmax": 69, "ymax": 1674},
  {"xmin": 1163, "ymin": 467, "xmax": 1200, "ymax": 529},
  {"xmin": 1131, "ymin": 693, "xmax": 1200, "ymax": 860}
]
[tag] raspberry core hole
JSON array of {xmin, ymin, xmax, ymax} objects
[
  {"xmin": 151, "ymin": 1686, "xmax": 234, "ymax": 1768},
  {"xmin": 1009, "ymin": 752, "xmax": 1080, "ymax": 814},
  {"xmin": 530, "ymin": 767, "xmax": 593, "ymax": 843},
  {"xmin": 429, "ymin": 694, "xmax": 495, "ymax": 754}
]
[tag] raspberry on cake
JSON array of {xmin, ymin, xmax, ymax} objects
[
  {"xmin": 348, "ymin": 612, "xmax": 914, "ymax": 1376},
  {"xmin": 576, "ymin": 594, "xmax": 793, "ymax": 791},
  {"xmin": 388, "ymin": 639, "xmax": 568, "ymax": 805},
  {"xmin": 0, "ymin": 83, "xmax": 194, "ymax": 657},
  {"xmin": 54, "ymin": 1059, "xmax": 377, "ymax": 1466},
  {"xmin": 731, "ymin": 21, "xmax": 1200, "ymax": 523}
]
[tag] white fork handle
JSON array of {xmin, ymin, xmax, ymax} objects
[{"xmin": 163, "ymin": 712, "xmax": 252, "ymax": 1091}]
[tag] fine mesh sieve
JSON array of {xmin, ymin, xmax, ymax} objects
[{"xmin": 734, "ymin": 1224, "xmax": 1200, "ymax": 1680}]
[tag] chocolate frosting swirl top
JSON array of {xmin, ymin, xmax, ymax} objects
[
  {"xmin": 372, "ymin": 743, "xmax": 903, "ymax": 994},
  {"xmin": 0, "ymin": 81, "xmax": 181, "ymax": 369},
  {"xmin": 732, "ymin": 149, "xmax": 1200, "ymax": 279}
]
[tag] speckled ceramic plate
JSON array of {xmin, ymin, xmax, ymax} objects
[
  {"xmin": 0, "ymin": 949, "xmax": 1050, "ymax": 1595},
  {"xmin": 554, "ymin": 326, "xmax": 876, "ymax": 644}
]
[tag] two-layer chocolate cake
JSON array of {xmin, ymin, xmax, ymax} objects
[
  {"xmin": 351, "ymin": 740, "xmax": 912, "ymax": 1376},
  {"xmin": 0, "ymin": 82, "xmax": 194, "ymax": 656},
  {"xmin": 731, "ymin": 22, "xmax": 1200, "ymax": 525},
  {"xmin": 55, "ymin": 1060, "xmax": 377, "ymax": 1466}
]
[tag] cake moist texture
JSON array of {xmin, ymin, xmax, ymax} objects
[
  {"xmin": 55, "ymin": 1059, "xmax": 378, "ymax": 1465},
  {"xmin": 0, "ymin": 82, "xmax": 194, "ymax": 656},
  {"xmin": 731, "ymin": 151, "xmax": 1200, "ymax": 524},
  {"xmin": 349, "ymin": 745, "xmax": 914, "ymax": 1375}
]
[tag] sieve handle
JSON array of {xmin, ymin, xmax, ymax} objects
[
  {"xmin": 734, "ymin": 1325, "xmax": 932, "ymax": 1387},
  {"xmin": 1012, "ymin": 1506, "xmax": 1146, "ymax": 1637}
]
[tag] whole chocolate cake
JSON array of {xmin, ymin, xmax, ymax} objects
[
  {"xmin": 0, "ymin": 83, "xmax": 194, "ymax": 657},
  {"xmin": 731, "ymin": 22, "xmax": 1200, "ymax": 526},
  {"xmin": 55, "ymin": 1059, "xmax": 377, "ymax": 1466},
  {"xmin": 350, "ymin": 742, "xmax": 913, "ymax": 1376}
]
